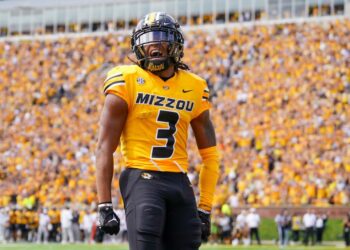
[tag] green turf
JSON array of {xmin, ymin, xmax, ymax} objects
[
  {"xmin": 322, "ymin": 219, "xmax": 343, "ymax": 241},
  {"xmin": 0, "ymin": 244, "xmax": 349, "ymax": 250},
  {"xmin": 259, "ymin": 218, "xmax": 343, "ymax": 241}
]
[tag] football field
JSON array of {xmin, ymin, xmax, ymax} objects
[{"xmin": 0, "ymin": 243, "xmax": 348, "ymax": 250}]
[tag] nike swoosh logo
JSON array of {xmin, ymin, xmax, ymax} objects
[
  {"xmin": 107, "ymin": 218, "xmax": 118, "ymax": 224},
  {"xmin": 182, "ymin": 89, "xmax": 193, "ymax": 93}
]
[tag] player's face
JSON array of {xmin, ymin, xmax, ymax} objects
[{"xmin": 143, "ymin": 42, "xmax": 169, "ymax": 59}]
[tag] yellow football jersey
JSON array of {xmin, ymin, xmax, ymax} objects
[{"xmin": 103, "ymin": 65, "xmax": 210, "ymax": 172}]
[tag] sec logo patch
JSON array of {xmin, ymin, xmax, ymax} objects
[{"xmin": 137, "ymin": 77, "xmax": 145, "ymax": 85}]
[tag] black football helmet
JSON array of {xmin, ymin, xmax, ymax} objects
[{"xmin": 131, "ymin": 12, "xmax": 184, "ymax": 72}]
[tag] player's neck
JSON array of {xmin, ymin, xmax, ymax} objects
[{"xmin": 153, "ymin": 65, "xmax": 175, "ymax": 81}]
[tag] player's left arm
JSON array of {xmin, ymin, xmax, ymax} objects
[{"xmin": 190, "ymin": 109, "xmax": 219, "ymax": 212}]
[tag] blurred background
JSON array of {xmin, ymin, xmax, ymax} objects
[
  {"xmin": 0, "ymin": 0, "xmax": 349, "ymax": 246},
  {"xmin": 0, "ymin": 0, "xmax": 348, "ymax": 35}
]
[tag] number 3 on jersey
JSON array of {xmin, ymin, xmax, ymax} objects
[{"xmin": 151, "ymin": 110, "xmax": 179, "ymax": 159}]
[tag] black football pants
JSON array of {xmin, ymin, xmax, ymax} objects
[{"xmin": 119, "ymin": 168, "xmax": 202, "ymax": 250}]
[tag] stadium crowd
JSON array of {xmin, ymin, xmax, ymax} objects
[{"xmin": 0, "ymin": 17, "xmax": 350, "ymax": 241}]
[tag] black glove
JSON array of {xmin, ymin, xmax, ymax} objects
[
  {"xmin": 97, "ymin": 202, "xmax": 120, "ymax": 235},
  {"xmin": 198, "ymin": 209, "xmax": 211, "ymax": 242}
]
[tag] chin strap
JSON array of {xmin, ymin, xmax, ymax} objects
[{"xmin": 144, "ymin": 57, "xmax": 172, "ymax": 72}]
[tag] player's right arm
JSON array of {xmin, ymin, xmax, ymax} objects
[
  {"xmin": 96, "ymin": 94, "xmax": 128, "ymax": 203},
  {"xmin": 95, "ymin": 94, "xmax": 128, "ymax": 235}
]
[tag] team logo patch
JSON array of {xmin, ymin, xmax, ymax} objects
[
  {"xmin": 163, "ymin": 86, "xmax": 170, "ymax": 90},
  {"xmin": 137, "ymin": 77, "xmax": 145, "ymax": 85},
  {"xmin": 141, "ymin": 172, "xmax": 153, "ymax": 180}
]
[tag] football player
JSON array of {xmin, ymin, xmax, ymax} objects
[{"xmin": 96, "ymin": 12, "xmax": 219, "ymax": 250}]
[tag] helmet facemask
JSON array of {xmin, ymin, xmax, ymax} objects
[{"xmin": 131, "ymin": 25, "xmax": 184, "ymax": 72}]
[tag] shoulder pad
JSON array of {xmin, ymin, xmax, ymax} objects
[
  {"xmin": 180, "ymin": 69, "xmax": 206, "ymax": 84},
  {"xmin": 106, "ymin": 65, "xmax": 138, "ymax": 79}
]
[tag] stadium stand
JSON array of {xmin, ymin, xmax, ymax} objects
[
  {"xmin": 187, "ymin": 19, "xmax": 350, "ymax": 208},
  {"xmin": 1, "ymin": 19, "xmax": 349, "ymax": 211},
  {"xmin": 1, "ymin": 0, "xmax": 349, "ymax": 245}
]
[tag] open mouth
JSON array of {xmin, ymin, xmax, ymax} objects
[{"xmin": 150, "ymin": 49, "xmax": 163, "ymax": 57}]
